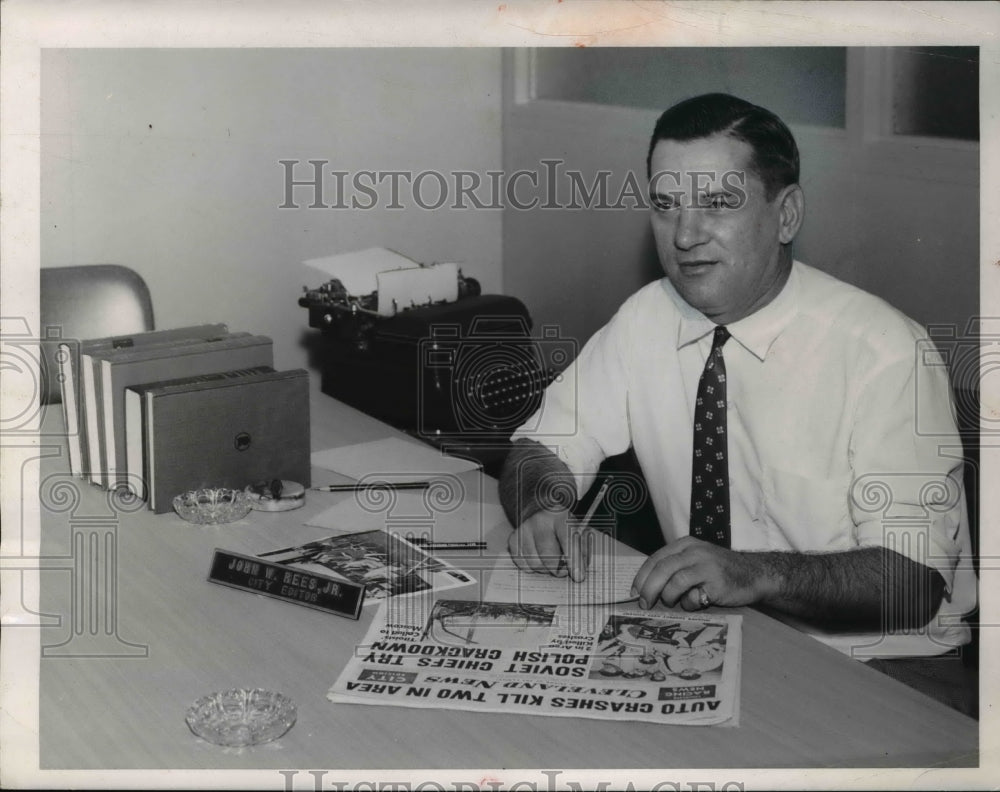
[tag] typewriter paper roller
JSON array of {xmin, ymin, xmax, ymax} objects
[{"xmin": 376, "ymin": 263, "xmax": 459, "ymax": 317}]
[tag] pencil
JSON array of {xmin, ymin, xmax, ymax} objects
[
  {"xmin": 312, "ymin": 481, "xmax": 431, "ymax": 492},
  {"xmin": 577, "ymin": 476, "xmax": 613, "ymax": 534},
  {"xmin": 409, "ymin": 538, "xmax": 487, "ymax": 550}
]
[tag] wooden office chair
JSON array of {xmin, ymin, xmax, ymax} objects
[{"xmin": 40, "ymin": 264, "xmax": 155, "ymax": 404}]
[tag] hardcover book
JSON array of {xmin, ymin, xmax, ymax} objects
[
  {"xmin": 124, "ymin": 365, "xmax": 275, "ymax": 500},
  {"xmin": 81, "ymin": 329, "xmax": 238, "ymax": 486},
  {"xmin": 144, "ymin": 368, "xmax": 310, "ymax": 512},
  {"xmin": 95, "ymin": 333, "xmax": 274, "ymax": 489},
  {"xmin": 56, "ymin": 324, "xmax": 229, "ymax": 479}
]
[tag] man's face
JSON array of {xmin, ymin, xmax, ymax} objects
[{"xmin": 648, "ymin": 134, "xmax": 797, "ymax": 324}]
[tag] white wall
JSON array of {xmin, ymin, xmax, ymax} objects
[
  {"xmin": 41, "ymin": 48, "xmax": 503, "ymax": 375},
  {"xmin": 41, "ymin": 47, "xmax": 980, "ymax": 376}
]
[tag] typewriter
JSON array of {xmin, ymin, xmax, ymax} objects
[{"xmin": 299, "ymin": 252, "xmax": 574, "ymax": 475}]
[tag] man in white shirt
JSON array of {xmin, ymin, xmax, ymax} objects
[{"xmin": 499, "ymin": 93, "xmax": 976, "ymax": 711}]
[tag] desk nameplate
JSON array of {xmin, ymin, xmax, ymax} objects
[{"xmin": 208, "ymin": 548, "xmax": 365, "ymax": 619}]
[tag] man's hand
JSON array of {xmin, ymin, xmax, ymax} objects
[
  {"xmin": 507, "ymin": 509, "xmax": 592, "ymax": 582},
  {"xmin": 499, "ymin": 438, "xmax": 587, "ymax": 580},
  {"xmin": 631, "ymin": 536, "xmax": 773, "ymax": 611},
  {"xmin": 631, "ymin": 538, "xmax": 946, "ymax": 631}
]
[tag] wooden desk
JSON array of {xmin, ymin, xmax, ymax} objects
[{"xmin": 34, "ymin": 392, "xmax": 977, "ymax": 771}]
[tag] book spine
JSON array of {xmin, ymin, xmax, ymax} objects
[
  {"xmin": 82, "ymin": 355, "xmax": 104, "ymax": 487},
  {"xmin": 101, "ymin": 360, "xmax": 117, "ymax": 486},
  {"xmin": 57, "ymin": 342, "xmax": 84, "ymax": 477},
  {"xmin": 124, "ymin": 389, "xmax": 148, "ymax": 500},
  {"xmin": 106, "ymin": 337, "xmax": 273, "ymax": 491}
]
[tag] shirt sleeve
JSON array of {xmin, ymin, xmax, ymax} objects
[
  {"xmin": 848, "ymin": 327, "xmax": 967, "ymax": 593},
  {"xmin": 511, "ymin": 299, "xmax": 637, "ymax": 498}
]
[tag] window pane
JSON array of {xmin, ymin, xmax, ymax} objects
[
  {"xmin": 892, "ymin": 47, "xmax": 979, "ymax": 141},
  {"xmin": 534, "ymin": 47, "xmax": 846, "ymax": 128}
]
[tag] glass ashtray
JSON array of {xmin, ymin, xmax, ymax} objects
[
  {"xmin": 173, "ymin": 488, "xmax": 252, "ymax": 525},
  {"xmin": 185, "ymin": 688, "xmax": 297, "ymax": 747}
]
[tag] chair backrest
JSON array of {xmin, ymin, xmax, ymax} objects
[{"xmin": 40, "ymin": 265, "xmax": 155, "ymax": 404}]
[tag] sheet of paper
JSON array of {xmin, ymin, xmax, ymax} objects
[
  {"xmin": 311, "ymin": 436, "xmax": 481, "ymax": 481},
  {"xmin": 303, "ymin": 246, "xmax": 418, "ymax": 296},
  {"xmin": 485, "ymin": 532, "xmax": 645, "ymax": 606},
  {"xmin": 376, "ymin": 262, "xmax": 458, "ymax": 317},
  {"xmin": 307, "ymin": 489, "xmax": 508, "ymax": 543}
]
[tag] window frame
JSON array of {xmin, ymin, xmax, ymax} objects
[{"xmin": 505, "ymin": 47, "xmax": 978, "ymax": 187}]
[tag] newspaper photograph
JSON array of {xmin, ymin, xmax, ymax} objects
[
  {"xmin": 256, "ymin": 529, "xmax": 475, "ymax": 603},
  {"xmin": 328, "ymin": 597, "xmax": 742, "ymax": 726}
]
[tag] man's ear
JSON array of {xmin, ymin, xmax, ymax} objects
[{"xmin": 776, "ymin": 183, "xmax": 804, "ymax": 244}]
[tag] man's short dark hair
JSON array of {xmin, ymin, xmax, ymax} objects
[{"xmin": 646, "ymin": 93, "xmax": 800, "ymax": 200}]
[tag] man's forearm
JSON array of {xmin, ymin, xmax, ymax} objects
[
  {"xmin": 747, "ymin": 546, "xmax": 945, "ymax": 631},
  {"xmin": 499, "ymin": 438, "xmax": 575, "ymax": 528}
]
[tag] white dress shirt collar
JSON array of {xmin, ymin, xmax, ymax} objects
[{"xmin": 663, "ymin": 260, "xmax": 802, "ymax": 361}]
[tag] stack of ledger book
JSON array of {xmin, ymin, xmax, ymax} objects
[{"xmin": 57, "ymin": 324, "xmax": 311, "ymax": 513}]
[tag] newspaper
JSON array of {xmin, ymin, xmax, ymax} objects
[
  {"xmin": 328, "ymin": 595, "xmax": 742, "ymax": 726},
  {"xmin": 256, "ymin": 529, "xmax": 475, "ymax": 604}
]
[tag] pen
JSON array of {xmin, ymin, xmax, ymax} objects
[
  {"xmin": 558, "ymin": 476, "xmax": 613, "ymax": 578},
  {"xmin": 409, "ymin": 538, "xmax": 488, "ymax": 550},
  {"xmin": 577, "ymin": 476, "xmax": 612, "ymax": 534},
  {"xmin": 312, "ymin": 481, "xmax": 431, "ymax": 492}
]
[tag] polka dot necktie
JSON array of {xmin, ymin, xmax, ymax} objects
[{"xmin": 690, "ymin": 325, "xmax": 731, "ymax": 547}]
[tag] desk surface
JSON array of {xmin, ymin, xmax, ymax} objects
[{"xmin": 34, "ymin": 391, "xmax": 977, "ymax": 771}]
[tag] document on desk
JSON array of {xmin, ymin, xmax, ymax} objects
[
  {"xmin": 251, "ymin": 529, "xmax": 476, "ymax": 605},
  {"xmin": 306, "ymin": 489, "xmax": 507, "ymax": 544},
  {"xmin": 328, "ymin": 595, "xmax": 742, "ymax": 726},
  {"xmin": 484, "ymin": 531, "xmax": 645, "ymax": 606},
  {"xmin": 311, "ymin": 437, "xmax": 480, "ymax": 482}
]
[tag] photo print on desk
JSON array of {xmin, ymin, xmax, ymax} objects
[{"xmin": 257, "ymin": 529, "xmax": 475, "ymax": 603}]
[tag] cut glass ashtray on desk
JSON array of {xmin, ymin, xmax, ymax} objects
[
  {"xmin": 172, "ymin": 488, "xmax": 252, "ymax": 524},
  {"xmin": 185, "ymin": 688, "xmax": 297, "ymax": 747}
]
